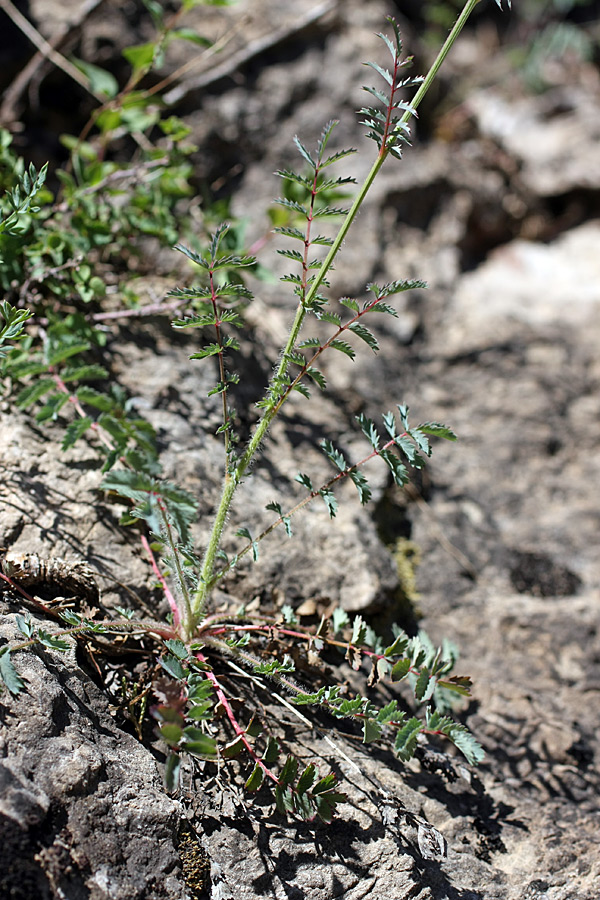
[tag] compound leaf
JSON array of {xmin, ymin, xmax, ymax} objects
[{"xmin": 417, "ymin": 422, "xmax": 458, "ymax": 442}]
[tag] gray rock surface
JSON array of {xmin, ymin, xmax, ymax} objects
[
  {"xmin": 1, "ymin": 0, "xmax": 600, "ymax": 897},
  {"xmin": 0, "ymin": 609, "xmax": 189, "ymax": 900}
]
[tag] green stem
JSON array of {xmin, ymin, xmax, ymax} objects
[
  {"xmin": 189, "ymin": 0, "xmax": 479, "ymax": 630},
  {"xmin": 191, "ymin": 301, "xmax": 307, "ymax": 627}
]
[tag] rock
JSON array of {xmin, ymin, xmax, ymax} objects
[
  {"xmin": 3, "ymin": 0, "xmax": 600, "ymax": 896},
  {"xmin": 440, "ymin": 221, "xmax": 600, "ymax": 355},
  {"xmin": 0, "ymin": 607, "xmax": 190, "ymax": 900},
  {"xmin": 467, "ymin": 86, "xmax": 600, "ymax": 196}
]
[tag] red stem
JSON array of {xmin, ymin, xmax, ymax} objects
[
  {"xmin": 0, "ymin": 572, "xmax": 55, "ymax": 615},
  {"xmin": 141, "ymin": 534, "xmax": 181, "ymax": 628},
  {"xmin": 194, "ymin": 650, "xmax": 280, "ymax": 784},
  {"xmin": 380, "ymin": 49, "xmax": 403, "ymax": 158}
]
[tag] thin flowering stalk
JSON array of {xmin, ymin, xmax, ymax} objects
[
  {"xmin": 190, "ymin": 1, "xmax": 481, "ymax": 628},
  {"xmin": 305, "ymin": 0, "xmax": 486, "ymax": 312},
  {"xmin": 191, "ymin": 146, "xmax": 336, "ymax": 622}
]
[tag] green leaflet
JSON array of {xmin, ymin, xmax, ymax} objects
[
  {"xmin": 0, "ymin": 649, "xmax": 25, "ymax": 696},
  {"xmin": 319, "ymin": 488, "xmax": 338, "ymax": 518},
  {"xmin": 36, "ymin": 392, "xmax": 69, "ymax": 423},
  {"xmin": 164, "ymin": 639, "xmax": 188, "ymax": 659},
  {"xmin": 312, "ymin": 785, "xmax": 346, "ymax": 823},
  {"xmin": 37, "ymin": 630, "xmax": 70, "ymax": 652},
  {"xmin": 274, "ymin": 198, "xmax": 308, "ymax": 217},
  {"xmin": 180, "ymin": 692, "xmax": 209, "ymax": 716},
  {"xmin": 296, "ymin": 763, "xmax": 316, "ymax": 795},
  {"xmin": 331, "ymin": 608, "xmax": 350, "ymax": 634},
  {"xmin": 351, "ymin": 615, "xmax": 367, "ymax": 647},
  {"xmin": 160, "ymin": 723, "xmax": 183, "ymax": 746},
  {"xmin": 356, "ymin": 413, "xmax": 380, "ymax": 450},
  {"xmin": 414, "ymin": 667, "xmax": 437, "ymax": 703},
  {"xmin": 262, "ymin": 737, "xmax": 280, "ymax": 766},
  {"xmin": 329, "ymin": 339, "xmax": 355, "ymax": 359},
  {"xmin": 276, "ymin": 169, "xmax": 313, "ymax": 189},
  {"xmin": 295, "ymin": 472, "xmax": 313, "ymax": 492},
  {"xmin": 165, "ymin": 753, "xmax": 181, "ymax": 792},
  {"xmin": 348, "ymin": 322, "xmax": 379, "ymax": 352},
  {"xmin": 61, "ymin": 363, "xmax": 108, "ymax": 382},
  {"xmin": 349, "ymin": 469, "xmax": 371, "ymax": 504},
  {"xmin": 384, "ymin": 631, "xmax": 410, "ymax": 657},
  {"xmin": 377, "ymin": 700, "xmax": 402, "ymax": 725},
  {"xmin": 245, "ymin": 763, "xmax": 264, "ymax": 792},
  {"xmin": 160, "ymin": 654, "xmax": 186, "ymax": 680},
  {"xmin": 293, "ymin": 135, "xmax": 315, "ymax": 168},
  {"xmin": 391, "ymin": 658, "xmax": 411, "ymax": 681},
  {"xmin": 274, "ymin": 784, "xmax": 295, "ymax": 815},
  {"xmin": 265, "ymin": 502, "xmax": 292, "ymax": 537},
  {"xmin": 315, "ymin": 310, "xmax": 341, "ymax": 327},
  {"xmin": 363, "ymin": 718, "xmax": 382, "ymax": 743},
  {"xmin": 236, "ymin": 526, "xmax": 258, "ymax": 561},
  {"xmin": 253, "ymin": 656, "xmax": 295, "ymax": 676},
  {"xmin": 15, "ymin": 615, "xmax": 34, "ymax": 638},
  {"xmin": 181, "ymin": 729, "xmax": 218, "ymax": 759},
  {"xmin": 221, "ymin": 738, "xmax": 244, "ymax": 760},
  {"xmin": 321, "ymin": 439, "xmax": 347, "ymax": 472},
  {"xmin": 45, "ymin": 340, "xmax": 91, "ymax": 367},
  {"xmin": 189, "ymin": 343, "xmax": 225, "ymax": 360},
  {"xmin": 305, "ymin": 367, "xmax": 326, "ymax": 390},
  {"xmin": 16, "ymin": 378, "xmax": 55, "ymax": 409},
  {"xmin": 425, "ymin": 710, "xmax": 484, "ymax": 765},
  {"xmin": 76, "ymin": 386, "xmax": 115, "ymax": 411},
  {"xmin": 379, "ymin": 448, "xmax": 408, "ymax": 486},
  {"xmin": 279, "ymin": 755, "xmax": 299, "ymax": 788},
  {"xmin": 273, "ymin": 225, "xmax": 305, "ymax": 242},
  {"xmin": 394, "ymin": 717, "xmax": 423, "ymax": 761},
  {"xmin": 417, "ymin": 422, "xmax": 458, "ymax": 442}
]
